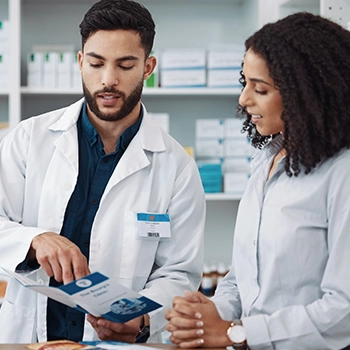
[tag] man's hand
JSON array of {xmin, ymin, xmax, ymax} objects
[
  {"xmin": 86, "ymin": 315, "xmax": 142, "ymax": 343},
  {"xmin": 165, "ymin": 291, "xmax": 232, "ymax": 348},
  {"xmin": 30, "ymin": 232, "xmax": 90, "ymax": 284}
]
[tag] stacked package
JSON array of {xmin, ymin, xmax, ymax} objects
[
  {"xmin": 160, "ymin": 49, "xmax": 206, "ymax": 88},
  {"xmin": 223, "ymin": 118, "xmax": 252, "ymax": 194},
  {"xmin": 195, "ymin": 118, "xmax": 253, "ymax": 194},
  {"xmin": 195, "ymin": 119, "xmax": 224, "ymax": 193},
  {"xmin": 207, "ymin": 46, "xmax": 244, "ymax": 88},
  {"xmin": 0, "ymin": 20, "xmax": 9, "ymax": 89},
  {"xmin": 27, "ymin": 45, "xmax": 81, "ymax": 90}
]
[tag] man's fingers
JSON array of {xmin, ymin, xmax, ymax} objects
[{"xmin": 38, "ymin": 260, "xmax": 55, "ymax": 279}]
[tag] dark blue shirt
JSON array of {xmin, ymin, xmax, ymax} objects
[{"xmin": 47, "ymin": 102, "xmax": 142, "ymax": 341}]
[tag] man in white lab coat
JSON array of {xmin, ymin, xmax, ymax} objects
[{"xmin": 0, "ymin": 0, "xmax": 205, "ymax": 344}]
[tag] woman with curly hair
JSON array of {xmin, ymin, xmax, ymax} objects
[{"xmin": 165, "ymin": 12, "xmax": 350, "ymax": 350}]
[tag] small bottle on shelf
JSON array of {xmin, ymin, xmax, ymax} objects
[
  {"xmin": 216, "ymin": 261, "xmax": 229, "ymax": 286},
  {"xmin": 200, "ymin": 263, "xmax": 214, "ymax": 297}
]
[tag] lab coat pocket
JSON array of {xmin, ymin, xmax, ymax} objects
[
  {"xmin": 120, "ymin": 211, "xmax": 161, "ymax": 282},
  {"xmin": 0, "ymin": 299, "xmax": 36, "ymax": 342}
]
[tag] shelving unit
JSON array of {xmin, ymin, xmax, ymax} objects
[{"xmin": 5, "ymin": 0, "xmax": 350, "ymax": 264}]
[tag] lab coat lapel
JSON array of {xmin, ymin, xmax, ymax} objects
[
  {"xmin": 38, "ymin": 101, "xmax": 82, "ymax": 232},
  {"xmin": 104, "ymin": 110, "xmax": 166, "ymax": 191}
]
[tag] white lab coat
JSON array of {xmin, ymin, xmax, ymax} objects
[{"xmin": 0, "ymin": 98, "xmax": 205, "ymax": 343}]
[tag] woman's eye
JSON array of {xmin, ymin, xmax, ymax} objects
[{"xmin": 255, "ymin": 90, "xmax": 267, "ymax": 95}]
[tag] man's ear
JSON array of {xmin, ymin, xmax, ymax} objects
[
  {"xmin": 143, "ymin": 55, "xmax": 157, "ymax": 80},
  {"xmin": 77, "ymin": 50, "xmax": 84, "ymax": 72}
]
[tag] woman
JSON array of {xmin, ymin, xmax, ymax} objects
[{"xmin": 165, "ymin": 12, "xmax": 350, "ymax": 350}]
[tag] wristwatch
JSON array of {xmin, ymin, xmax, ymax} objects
[
  {"xmin": 135, "ymin": 314, "xmax": 150, "ymax": 343},
  {"xmin": 226, "ymin": 319, "xmax": 248, "ymax": 349}
]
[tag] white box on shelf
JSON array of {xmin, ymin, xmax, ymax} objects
[
  {"xmin": 225, "ymin": 118, "xmax": 245, "ymax": 138},
  {"xmin": 196, "ymin": 139, "xmax": 224, "ymax": 158},
  {"xmin": 161, "ymin": 69, "xmax": 206, "ymax": 88},
  {"xmin": 224, "ymin": 172, "xmax": 249, "ymax": 194},
  {"xmin": 148, "ymin": 112, "xmax": 170, "ymax": 133},
  {"xmin": 43, "ymin": 52, "xmax": 59, "ymax": 88},
  {"xmin": 27, "ymin": 52, "xmax": 44, "ymax": 88},
  {"xmin": 207, "ymin": 68, "xmax": 241, "ymax": 88},
  {"xmin": 196, "ymin": 119, "xmax": 225, "ymax": 139},
  {"xmin": 207, "ymin": 48, "xmax": 244, "ymax": 69},
  {"xmin": 161, "ymin": 49, "xmax": 206, "ymax": 70},
  {"xmin": 0, "ymin": 53, "xmax": 9, "ymax": 88},
  {"xmin": 57, "ymin": 52, "xmax": 73, "ymax": 89},
  {"xmin": 0, "ymin": 20, "xmax": 9, "ymax": 54},
  {"xmin": 224, "ymin": 138, "xmax": 253, "ymax": 157},
  {"xmin": 160, "ymin": 49, "xmax": 207, "ymax": 88}
]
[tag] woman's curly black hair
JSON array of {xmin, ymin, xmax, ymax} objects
[{"xmin": 237, "ymin": 12, "xmax": 350, "ymax": 176}]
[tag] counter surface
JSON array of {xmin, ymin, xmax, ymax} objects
[{"xmin": 0, "ymin": 344, "xmax": 225, "ymax": 350}]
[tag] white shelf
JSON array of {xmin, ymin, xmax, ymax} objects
[
  {"xmin": 0, "ymin": 89, "xmax": 10, "ymax": 96},
  {"xmin": 279, "ymin": 0, "xmax": 318, "ymax": 6},
  {"xmin": 143, "ymin": 88, "xmax": 242, "ymax": 96},
  {"xmin": 20, "ymin": 87, "xmax": 83, "ymax": 95},
  {"xmin": 205, "ymin": 193, "xmax": 241, "ymax": 201},
  {"xmin": 20, "ymin": 87, "xmax": 242, "ymax": 96}
]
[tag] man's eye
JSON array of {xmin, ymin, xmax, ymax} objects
[
  {"xmin": 90, "ymin": 63, "xmax": 102, "ymax": 68},
  {"xmin": 120, "ymin": 65, "xmax": 133, "ymax": 71}
]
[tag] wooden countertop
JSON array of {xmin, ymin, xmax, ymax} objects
[{"xmin": 0, "ymin": 344, "xmax": 225, "ymax": 350}]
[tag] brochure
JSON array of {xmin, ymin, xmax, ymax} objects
[{"xmin": 0, "ymin": 267, "xmax": 162, "ymax": 323}]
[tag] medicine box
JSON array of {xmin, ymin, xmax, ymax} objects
[
  {"xmin": 161, "ymin": 69, "xmax": 206, "ymax": 88},
  {"xmin": 0, "ymin": 53, "xmax": 9, "ymax": 88},
  {"xmin": 207, "ymin": 49, "xmax": 243, "ymax": 69},
  {"xmin": 196, "ymin": 139, "xmax": 224, "ymax": 158},
  {"xmin": 0, "ymin": 20, "xmax": 9, "ymax": 54},
  {"xmin": 224, "ymin": 138, "xmax": 253, "ymax": 157},
  {"xmin": 197, "ymin": 161, "xmax": 223, "ymax": 193},
  {"xmin": 207, "ymin": 68, "xmax": 241, "ymax": 88},
  {"xmin": 196, "ymin": 119, "xmax": 225, "ymax": 139},
  {"xmin": 43, "ymin": 52, "xmax": 59, "ymax": 88},
  {"xmin": 224, "ymin": 118, "xmax": 245, "ymax": 138},
  {"xmin": 161, "ymin": 49, "xmax": 206, "ymax": 70},
  {"xmin": 160, "ymin": 49, "xmax": 206, "ymax": 88},
  {"xmin": 57, "ymin": 52, "xmax": 73, "ymax": 89},
  {"xmin": 27, "ymin": 52, "xmax": 44, "ymax": 87}
]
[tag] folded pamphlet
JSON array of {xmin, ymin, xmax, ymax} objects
[{"xmin": 0, "ymin": 267, "xmax": 162, "ymax": 323}]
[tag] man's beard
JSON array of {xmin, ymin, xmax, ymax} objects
[{"xmin": 82, "ymin": 78, "xmax": 144, "ymax": 122}]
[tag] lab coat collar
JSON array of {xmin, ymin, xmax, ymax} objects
[
  {"xmin": 49, "ymin": 98, "xmax": 84, "ymax": 131},
  {"xmin": 138, "ymin": 104, "xmax": 166, "ymax": 153},
  {"xmin": 48, "ymin": 98, "xmax": 166, "ymax": 153}
]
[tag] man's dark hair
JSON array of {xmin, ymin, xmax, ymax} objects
[
  {"xmin": 79, "ymin": 0, "xmax": 155, "ymax": 58},
  {"xmin": 237, "ymin": 12, "xmax": 350, "ymax": 176}
]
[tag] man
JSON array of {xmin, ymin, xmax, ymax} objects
[{"xmin": 0, "ymin": 0, "xmax": 205, "ymax": 344}]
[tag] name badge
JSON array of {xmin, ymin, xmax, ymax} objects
[{"xmin": 137, "ymin": 213, "xmax": 171, "ymax": 239}]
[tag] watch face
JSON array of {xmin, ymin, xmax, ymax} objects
[{"xmin": 229, "ymin": 325, "xmax": 246, "ymax": 343}]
